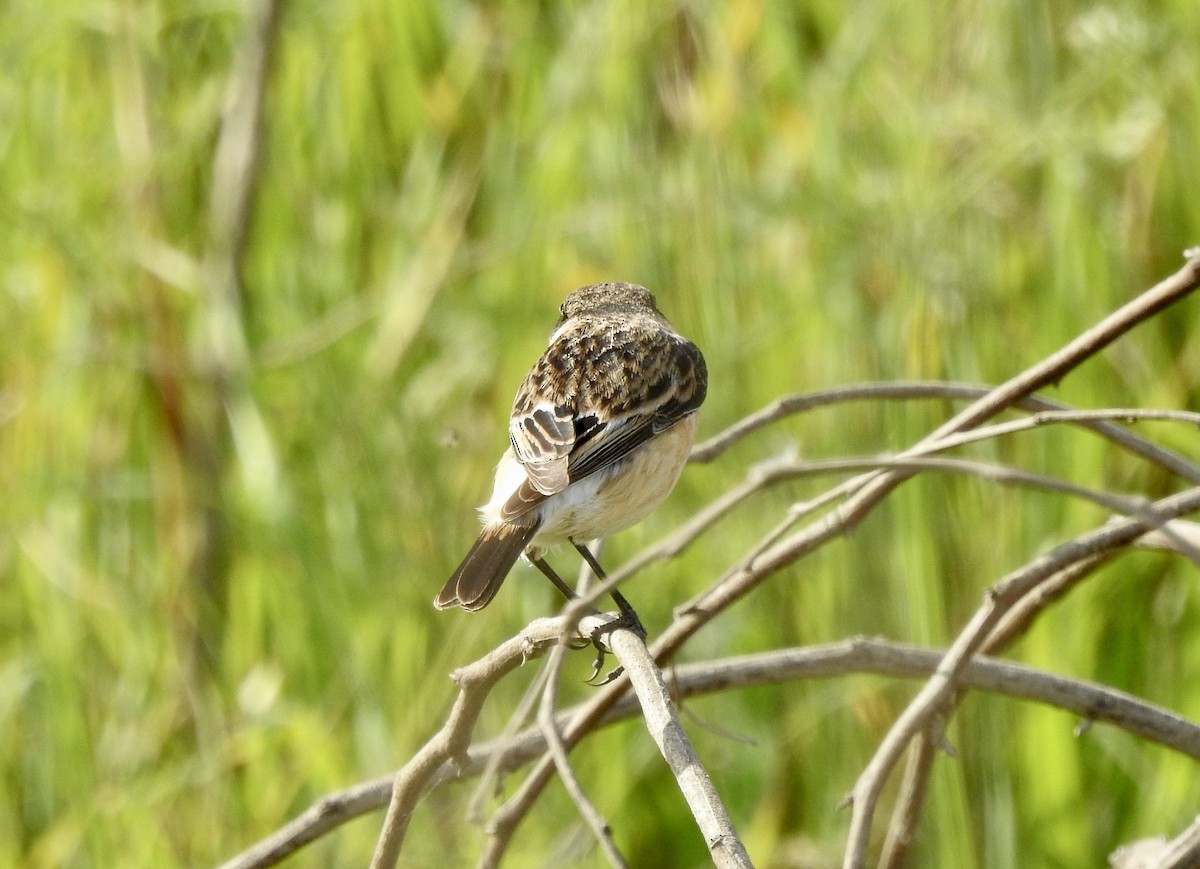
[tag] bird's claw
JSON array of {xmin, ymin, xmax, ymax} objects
[{"xmin": 581, "ymin": 608, "xmax": 644, "ymax": 685}]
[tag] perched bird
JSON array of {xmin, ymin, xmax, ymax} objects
[{"xmin": 434, "ymin": 282, "xmax": 707, "ymax": 615}]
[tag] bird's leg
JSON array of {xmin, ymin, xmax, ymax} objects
[
  {"xmin": 530, "ymin": 556, "xmax": 593, "ymax": 652},
  {"xmin": 530, "ymin": 555, "xmax": 578, "ymax": 602},
  {"xmin": 572, "ymin": 541, "xmax": 645, "ymax": 637},
  {"xmin": 573, "ymin": 541, "xmax": 645, "ymax": 685},
  {"xmin": 532, "ymin": 548, "xmax": 644, "ymax": 685}
]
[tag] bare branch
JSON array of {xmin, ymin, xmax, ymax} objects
[
  {"xmin": 605, "ymin": 629, "xmax": 754, "ymax": 868},
  {"xmin": 587, "ymin": 402, "xmax": 1200, "ymax": 654},
  {"xmin": 535, "ymin": 628, "xmax": 629, "ymax": 868},
  {"xmin": 902, "ymin": 408, "xmax": 1200, "ymax": 472},
  {"xmin": 366, "ymin": 617, "xmax": 571, "ymax": 869},
  {"xmin": 843, "ymin": 486, "xmax": 1200, "ymax": 869},
  {"xmin": 215, "ymin": 637, "xmax": 1200, "ymax": 869},
  {"xmin": 692, "ymin": 384, "xmax": 1200, "ymax": 485},
  {"xmin": 981, "ymin": 552, "xmax": 1115, "ymax": 654},
  {"xmin": 878, "ymin": 726, "xmax": 940, "ymax": 869},
  {"xmin": 1137, "ymin": 520, "xmax": 1200, "ymax": 557},
  {"xmin": 215, "ymin": 776, "xmax": 393, "ymax": 869}
]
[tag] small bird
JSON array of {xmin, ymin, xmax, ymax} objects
[{"xmin": 434, "ymin": 282, "xmax": 707, "ymax": 617}]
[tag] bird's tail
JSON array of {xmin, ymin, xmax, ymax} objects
[{"xmin": 434, "ymin": 522, "xmax": 539, "ymax": 611}]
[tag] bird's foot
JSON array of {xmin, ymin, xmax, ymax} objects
[{"xmin": 583, "ymin": 606, "xmax": 646, "ymax": 685}]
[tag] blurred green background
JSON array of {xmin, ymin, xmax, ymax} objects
[{"xmin": 3, "ymin": 0, "xmax": 1199, "ymax": 866}]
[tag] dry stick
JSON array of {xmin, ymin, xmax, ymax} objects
[
  {"xmin": 877, "ymin": 725, "xmax": 941, "ymax": 869},
  {"xmin": 742, "ymin": 455, "xmax": 1168, "ymax": 527},
  {"xmin": 486, "ymin": 252, "xmax": 1200, "ymax": 867},
  {"xmin": 476, "ymin": 554, "xmax": 613, "ymax": 852},
  {"xmin": 1159, "ymin": 815, "xmax": 1200, "ymax": 869},
  {"xmin": 691, "ymin": 383, "xmax": 1200, "ymax": 485},
  {"xmin": 702, "ymin": 405, "xmax": 1200, "ymax": 617},
  {"xmin": 603, "ymin": 628, "xmax": 755, "ymax": 869},
  {"xmin": 602, "ymin": 255, "xmax": 1200, "ymax": 631},
  {"xmin": 878, "ymin": 552, "xmax": 1122, "ymax": 867},
  {"xmin": 703, "ymin": 419, "xmax": 1200, "ymax": 582},
  {"xmin": 980, "ymin": 552, "xmax": 1115, "ymax": 655},
  {"xmin": 365, "ymin": 617, "xmax": 572, "ymax": 869},
  {"xmin": 468, "ymin": 527, "xmax": 605, "ymax": 825},
  {"xmin": 563, "ymin": 400, "xmax": 1200, "ymax": 638},
  {"xmin": 865, "ymin": 423, "xmax": 1200, "ymax": 863},
  {"xmin": 634, "ymin": 402, "xmax": 1200, "ymax": 619},
  {"xmin": 535, "ymin": 625, "xmax": 630, "ymax": 869},
  {"xmin": 620, "ymin": 393, "xmax": 1200, "ymax": 609},
  {"xmin": 842, "ymin": 485, "xmax": 1200, "ymax": 869},
  {"xmin": 705, "ymin": 259, "xmax": 1200, "ymax": 869},
  {"xmin": 473, "ymin": 639, "xmax": 1200, "ymax": 769},
  {"xmin": 466, "ymin": 644, "xmax": 554, "ymax": 824},
  {"xmin": 219, "ymin": 429, "xmax": 1200, "ymax": 869},
  {"xmin": 901, "ymin": 409, "xmax": 1200, "ymax": 485},
  {"xmin": 217, "ymin": 776, "xmax": 396, "ymax": 869},
  {"xmin": 862, "ymin": 466, "xmax": 1195, "ymax": 866},
  {"xmin": 882, "ymin": 519, "xmax": 1200, "ymax": 860},
  {"xmin": 214, "ymin": 636, "xmax": 1200, "ymax": 869},
  {"xmin": 714, "ymin": 410, "xmax": 1200, "ymax": 582},
  {"xmin": 828, "ymin": 456, "xmax": 1200, "ymax": 569},
  {"xmin": 870, "ymin": 466, "xmax": 1199, "ymax": 856},
  {"xmin": 484, "ymin": 620, "xmax": 753, "ymax": 868},
  {"xmin": 1139, "ymin": 519, "xmax": 1200, "ymax": 555}
]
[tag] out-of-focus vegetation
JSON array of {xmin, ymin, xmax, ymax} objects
[{"xmin": 3, "ymin": 0, "xmax": 1199, "ymax": 866}]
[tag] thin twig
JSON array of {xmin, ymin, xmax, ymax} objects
[
  {"xmin": 535, "ymin": 626, "xmax": 629, "ymax": 868},
  {"xmin": 604, "ymin": 628, "xmax": 755, "ymax": 868},
  {"xmin": 901, "ymin": 408, "xmax": 1200, "ymax": 465},
  {"xmin": 692, "ymin": 384, "xmax": 1200, "ymax": 485},
  {"xmin": 576, "ymin": 253, "xmax": 1200, "ymax": 638},
  {"xmin": 214, "ymin": 636, "xmax": 1200, "ymax": 869},
  {"xmin": 879, "ymin": 553, "xmax": 1114, "ymax": 863},
  {"xmin": 770, "ymin": 455, "xmax": 1200, "ymax": 567},
  {"xmin": 561, "ymin": 400, "xmax": 1200, "ymax": 640},
  {"xmin": 843, "ymin": 486, "xmax": 1200, "ymax": 869},
  {"xmin": 366, "ymin": 617, "xmax": 571, "ymax": 869},
  {"xmin": 980, "ymin": 552, "xmax": 1115, "ymax": 654},
  {"xmin": 466, "ymin": 650, "xmax": 552, "ymax": 825},
  {"xmin": 1154, "ymin": 813, "xmax": 1200, "ymax": 869},
  {"xmin": 877, "ymin": 726, "xmax": 941, "ymax": 869},
  {"xmin": 472, "ymin": 547, "xmax": 609, "ymax": 825}
]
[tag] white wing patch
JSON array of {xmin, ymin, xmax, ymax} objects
[{"xmin": 509, "ymin": 403, "xmax": 574, "ymax": 495}]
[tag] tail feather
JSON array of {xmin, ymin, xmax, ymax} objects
[{"xmin": 435, "ymin": 523, "xmax": 539, "ymax": 611}]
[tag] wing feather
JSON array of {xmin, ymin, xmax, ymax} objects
[
  {"xmin": 509, "ymin": 403, "xmax": 574, "ymax": 495},
  {"xmin": 499, "ymin": 329, "xmax": 707, "ymax": 521}
]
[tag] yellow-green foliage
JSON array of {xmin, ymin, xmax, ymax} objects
[{"xmin": 3, "ymin": 1, "xmax": 1199, "ymax": 866}]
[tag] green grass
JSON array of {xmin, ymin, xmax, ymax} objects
[{"xmin": 3, "ymin": 0, "xmax": 1200, "ymax": 866}]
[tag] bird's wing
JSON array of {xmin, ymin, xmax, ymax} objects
[
  {"xmin": 509, "ymin": 403, "xmax": 575, "ymax": 494},
  {"xmin": 498, "ymin": 331, "xmax": 706, "ymax": 523}
]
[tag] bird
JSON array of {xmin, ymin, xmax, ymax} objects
[{"xmin": 434, "ymin": 281, "xmax": 707, "ymax": 620}]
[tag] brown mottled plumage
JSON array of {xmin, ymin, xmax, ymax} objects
[{"xmin": 434, "ymin": 282, "xmax": 707, "ymax": 612}]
